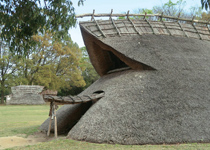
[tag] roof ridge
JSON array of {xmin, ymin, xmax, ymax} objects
[{"xmin": 76, "ymin": 10, "xmax": 210, "ymax": 25}]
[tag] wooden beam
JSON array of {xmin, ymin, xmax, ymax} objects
[
  {"xmin": 177, "ymin": 22, "xmax": 189, "ymax": 38},
  {"xmin": 76, "ymin": 12, "xmax": 210, "ymax": 25},
  {"xmin": 127, "ymin": 10, "xmax": 142, "ymax": 35},
  {"xmin": 144, "ymin": 13, "xmax": 156, "ymax": 34},
  {"xmin": 44, "ymin": 92, "xmax": 105, "ymax": 104}
]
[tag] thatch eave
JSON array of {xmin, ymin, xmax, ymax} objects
[
  {"xmin": 80, "ymin": 20, "xmax": 210, "ymax": 74},
  {"xmin": 80, "ymin": 24, "xmax": 155, "ymax": 76}
]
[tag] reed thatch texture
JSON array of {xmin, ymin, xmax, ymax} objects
[
  {"xmin": 8, "ymin": 85, "xmax": 45, "ymax": 105},
  {"xmin": 79, "ymin": 17, "xmax": 210, "ymax": 76},
  {"xmin": 41, "ymin": 90, "xmax": 58, "ymax": 96},
  {"xmin": 68, "ymin": 68, "xmax": 210, "ymax": 144},
  {"xmin": 68, "ymin": 17, "xmax": 210, "ymax": 144},
  {"xmin": 79, "ymin": 18, "xmax": 210, "ymax": 40},
  {"xmin": 41, "ymin": 15, "xmax": 210, "ymax": 144}
]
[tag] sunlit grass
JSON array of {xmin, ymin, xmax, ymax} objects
[
  {"xmin": 0, "ymin": 105, "xmax": 49, "ymax": 137},
  {"xmin": 1, "ymin": 105, "xmax": 210, "ymax": 150}
]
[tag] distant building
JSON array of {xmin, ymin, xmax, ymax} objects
[{"xmin": 8, "ymin": 85, "xmax": 45, "ymax": 105}]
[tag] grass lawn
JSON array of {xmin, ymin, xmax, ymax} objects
[
  {"xmin": 1, "ymin": 105, "xmax": 210, "ymax": 150},
  {"xmin": 0, "ymin": 105, "xmax": 49, "ymax": 137}
]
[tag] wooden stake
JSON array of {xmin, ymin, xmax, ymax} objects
[
  {"xmin": 47, "ymin": 102, "xmax": 53, "ymax": 137},
  {"xmin": 54, "ymin": 104, "xmax": 58, "ymax": 138},
  {"xmin": 47, "ymin": 118, "xmax": 52, "ymax": 136},
  {"xmin": 177, "ymin": 13, "xmax": 180, "ymax": 22},
  {"xmin": 91, "ymin": 9, "xmax": 95, "ymax": 21},
  {"xmin": 109, "ymin": 9, "xmax": 113, "ymax": 20},
  {"xmin": 160, "ymin": 12, "xmax": 163, "ymax": 21}
]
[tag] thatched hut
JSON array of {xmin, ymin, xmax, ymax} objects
[
  {"xmin": 8, "ymin": 85, "xmax": 45, "ymax": 105},
  {"xmin": 41, "ymin": 13, "xmax": 210, "ymax": 144}
]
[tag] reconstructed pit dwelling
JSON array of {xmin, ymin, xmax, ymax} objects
[
  {"xmin": 8, "ymin": 85, "xmax": 45, "ymax": 105},
  {"xmin": 41, "ymin": 12, "xmax": 210, "ymax": 144}
]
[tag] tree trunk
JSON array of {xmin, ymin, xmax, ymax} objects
[{"xmin": 1, "ymin": 80, "xmax": 5, "ymax": 104}]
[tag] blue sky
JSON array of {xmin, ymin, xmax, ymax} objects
[{"xmin": 69, "ymin": 0, "xmax": 202, "ymax": 47}]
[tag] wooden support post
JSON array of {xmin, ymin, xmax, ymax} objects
[
  {"xmin": 47, "ymin": 101, "xmax": 58, "ymax": 138},
  {"xmin": 47, "ymin": 102, "xmax": 53, "ymax": 137},
  {"xmin": 47, "ymin": 117, "xmax": 52, "ymax": 136},
  {"xmin": 54, "ymin": 104, "xmax": 58, "ymax": 138}
]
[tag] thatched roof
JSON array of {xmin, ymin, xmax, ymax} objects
[
  {"xmin": 8, "ymin": 85, "xmax": 45, "ymax": 105},
  {"xmin": 78, "ymin": 12, "xmax": 210, "ymax": 76},
  {"xmin": 68, "ymin": 69, "xmax": 210, "ymax": 144},
  {"xmin": 41, "ymin": 13, "xmax": 210, "ymax": 145},
  {"xmin": 41, "ymin": 90, "xmax": 58, "ymax": 96}
]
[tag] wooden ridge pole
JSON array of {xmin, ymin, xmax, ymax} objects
[{"xmin": 76, "ymin": 10, "xmax": 210, "ymax": 25}]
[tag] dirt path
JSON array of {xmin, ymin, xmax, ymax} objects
[{"xmin": 0, "ymin": 132, "xmax": 55, "ymax": 149}]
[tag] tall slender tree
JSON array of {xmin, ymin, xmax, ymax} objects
[{"xmin": 0, "ymin": 39, "xmax": 18, "ymax": 104}]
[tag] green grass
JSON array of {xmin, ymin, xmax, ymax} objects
[
  {"xmin": 0, "ymin": 105, "xmax": 49, "ymax": 137},
  {"xmin": 8, "ymin": 139, "xmax": 210, "ymax": 150},
  {"xmin": 1, "ymin": 105, "xmax": 210, "ymax": 150}
]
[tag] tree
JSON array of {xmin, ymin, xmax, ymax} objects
[
  {"xmin": 189, "ymin": 6, "xmax": 203, "ymax": 19},
  {"xmin": 150, "ymin": 0, "xmax": 203, "ymax": 20},
  {"xmin": 15, "ymin": 32, "xmax": 86, "ymax": 92},
  {"xmin": 0, "ymin": 39, "xmax": 18, "ymax": 104},
  {"xmin": 136, "ymin": 8, "xmax": 153, "ymax": 14},
  {"xmin": 201, "ymin": 0, "xmax": 210, "ymax": 10},
  {"xmin": 58, "ymin": 47, "xmax": 99, "ymax": 96},
  {"xmin": 80, "ymin": 47, "xmax": 99, "ymax": 88},
  {"xmin": 0, "ymin": 0, "xmax": 84, "ymax": 54},
  {"xmin": 153, "ymin": 0, "xmax": 187, "ymax": 17},
  {"xmin": 200, "ymin": 11, "xmax": 210, "ymax": 21}
]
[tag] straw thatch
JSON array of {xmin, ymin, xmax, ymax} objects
[
  {"xmin": 41, "ymin": 14, "xmax": 210, "ymax": 144},
  {"xmin": 41, "ymin": 90, "xmax": 58, "ymax": 96},
  {"xmin": 8, "ymin": 85, "xmax": 45, "ymax": 105}
]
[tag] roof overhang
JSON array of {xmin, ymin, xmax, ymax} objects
[{"xmin": 80, "ymin": 25, "xmax": 155, "ymax": 76}]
